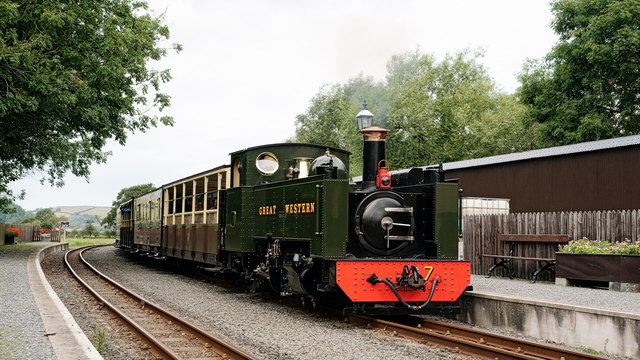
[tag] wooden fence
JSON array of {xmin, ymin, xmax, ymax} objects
[
  {"xmin": 463, "ymin": 210, "xmax": 640, "ymax": 280},
  {"xmin": 1, "ymin": 224, "xmax": 61, "ymax": 243}
]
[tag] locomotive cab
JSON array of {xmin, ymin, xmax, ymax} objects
[
  {"xmin": 221, "ymin": 143, "xmax": 352, "ymax": 295},
  {"xmin": 228, "ymin": 143, "xmax": 350, "ymax": 186}
]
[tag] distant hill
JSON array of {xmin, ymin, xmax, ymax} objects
[
  {"xmin": 35, "ymin": 206, "xmax": 111, "ymax": 230},
  {"xmin": 52, "ymin": 206, "xmax": 110, "ymax": 218}
]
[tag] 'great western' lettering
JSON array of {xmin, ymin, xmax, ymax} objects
[
  {"xmin": 258, "ymin": 205, "xmax": 277, "ymax": 216},
  {"xmin": 284, "ymin": 202, "xmax": 315, "ymax": 215},
  {"xmin": 258, "ymin": 203, "xmax": 316, "ymax": 215}
]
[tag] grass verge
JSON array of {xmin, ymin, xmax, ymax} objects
[{"xmin": 66, "ymin": 237, "xmax": 115, "ymax": 248}]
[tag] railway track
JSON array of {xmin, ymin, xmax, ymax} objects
[
  {"xmin": 150, "ymin": 255, "xmax": 606, "ymax": 360},
  {"xmin": 348, "ymin": 315, "xmax": 608, "ymax": 360},
  {"xmin": 65, "ymin": 245, "xmax": 254, "ymax": 360}
]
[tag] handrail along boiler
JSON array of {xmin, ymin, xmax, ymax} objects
[{"xmin": 118, "ymin": 104, "xmax": 471, "ymax": 315}]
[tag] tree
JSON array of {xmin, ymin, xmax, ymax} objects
[
  {"xmin": 293, "ymin": 84, "xmax": 352, "ymax": 149},
  {"xmin": 292, "ymin": 50, "xmax": 540, "ymax": 174},
  {"xmin": 82, "ymin": 217, "xmax": 97, "ymax": 238},
  {"xmin": 34, "ymin": 208, "xmax": 55, "ymax": 223},
  {"xmin": 518, "ymin": 0, "xmax": 640, "ymax": 145},
  {"xmin": 101, "ymin": 183, "xmax": 155, "ymax": 230},
  {"xmin": 32, "ymin": 207, "xmax": 67, "ymax": 229},
  {"xmin": 0, "ymin": 0, "xmax": 181, "ymax": 212},
  {"xmin": 0, "ymin": 202, "xmax": 26, "ymax": 223},
  {"xmin": 103, "ymin": 229, "xmax": 116, "ymax": 238},
  {"xmin": 292, "ymin": 75, "xmax": 388, "ymax": 176},
  {"xmin": 466, "ymin": 94, "xmax": 543, "ymax": 159},
  {"xmin": 19, "ymin": 216, "xmax": 37, "ymax": 224},
  {"xmin": 385, "ymin": 50, "xmax": 539, "ymax": 168}
]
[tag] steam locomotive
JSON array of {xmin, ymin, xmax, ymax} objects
[{"xmin": 117, "ymin": 105, "xmax": 471, "ymax": 315}]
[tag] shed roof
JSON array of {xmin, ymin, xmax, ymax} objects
[
  {"xmin": 443, "ymin": 134, "xmax": 640, "ymax": 171},
  {"xmin": 352, "ymin": 135, "xmax": 640, "ymax": 182}
]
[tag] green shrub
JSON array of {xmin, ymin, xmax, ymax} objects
[
  {"xmin": 559, "ymin": 237, "xmax": 640, "ymax": 255},
  {"xmin": 92, "ymin": 327, "xmax": 108, "ymax": 352}
]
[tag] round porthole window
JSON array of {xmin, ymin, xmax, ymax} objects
[{"xmin": 256, "ymin": 152, "xmax": 279, "ymax": 175}]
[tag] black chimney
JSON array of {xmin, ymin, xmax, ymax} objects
[
  {"xmin": 355, "ymin": 102, "xmax": 388, "ymax": 192},
  {"xmin": 360, "ymin": 127, "xmax": 388, "ymax": 191}
]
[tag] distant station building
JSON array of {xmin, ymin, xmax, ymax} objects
[{"xmin": 443, "ymin": 135, "xmax": 640, "ymax": 213}]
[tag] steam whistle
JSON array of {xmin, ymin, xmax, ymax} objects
[{"xmin": 376, "ymin": 160, "xmax": 391, "ymax": 189}]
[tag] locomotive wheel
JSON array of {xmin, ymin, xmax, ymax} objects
[
  {"xmin": 269, "ymin": 267, "xmax": 288, "ymax": 294},
  {"xmin": 354, "ymin": 191, "xmax": 411, "ymax": 256},
  {"xmin": 299, "ymin": 267, "xmax": 320, "ymax": 296}
]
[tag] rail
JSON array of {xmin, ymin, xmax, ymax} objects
[
  {"xmin": 65, "ymin": 245, "xmax": 254, "ymax": 360},
  {"xmin": 347, "ymin": 315, "xmax": 607, "ymax": 360}
]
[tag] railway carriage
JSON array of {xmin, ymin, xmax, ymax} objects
[
  {"xmin": 132, "ymin": 188, "xmax": 162, "ymax": 254},
  {"xmin": 117, "ymin": 104, "xmax": 471, "ymax": 315},
  {"xmin": 118, "ymin": 199, "xmax": 134, "ymax": 249},
  {"xmin": 162, "ymin": 166, "xmax": 229, "ymax": 263}
]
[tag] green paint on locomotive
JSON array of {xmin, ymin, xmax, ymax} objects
[
  {"xmin": 223, "ymin": 187, "xmax": 255, "ymax": 252},
  {"xmin": 224, "ymin": 143, "xmax": 351, "ymax": 257},
  {"xmin": 434, "ymin": 182, "xmax": 459, "ymax": 259},
  {"xmin": 224, "ymin": 176, "xmax": 349, "ymax": 258},
  {"xmin": 319, "ymin": 179, "xmax": 349, "ymax": 258}
]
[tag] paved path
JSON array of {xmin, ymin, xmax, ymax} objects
[{"xmin": 0, "ymin": 242, "xmax": 102, "ymax": 360}]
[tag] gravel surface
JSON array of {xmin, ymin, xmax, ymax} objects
[
  {"xmin": 41, "ymin": 249, "xmax": 161, "ymax": 360},
  {"xmin": 84, "ymin": 246, "xmax": 473, "ymax": 360},
  {"xmin": 0, "ymin": 243, "xmax": 56, "ymax": 360},
  {"xmin": 10, "ymin": 242, "xmax": 634, "ymax": 359},
  {"xmin": 469, "ymin": 275, "xmax": 640, "ymax": 314}
]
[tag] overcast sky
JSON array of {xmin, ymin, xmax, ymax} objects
[{"xmin": 9, "ymin": 0, "xmax": 558, "ymax": 211}]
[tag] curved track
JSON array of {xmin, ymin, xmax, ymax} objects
[
  {"xmin": 65, "ymin": 245, "xmax": 254, "ymax": 360},
  {"xmin": 348, "ymin": 315, "xmax": 608, "ymax": 360}
]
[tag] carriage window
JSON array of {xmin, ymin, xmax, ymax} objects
[
  {"xmin": 175, "ymin": 198, "xmax": 183, "ymax": 213},
  {"xmin": 206, "ymin": 192, "xmax": 218, "ymax": 210},
  {"xmin": 195, "ymin": 177, "xmax": 205, "ymax": 211},
  {"xmin": 256, "ymin": 152, "xmax": 279, "ymax": 175},
  {"xmin": 195, "ymin": 194, "xmax": 204, "ymax": 211},
  {"xmin": 184, "ymin": 195, "xmax": 193, "ymax": 213},
  {"xmin": 220, "ymin": 172, "xmax": 227, "ymax": 190},
  {"xmin": 168, "ymin": 199, "xmax": 174, "ymax": 214},
  {"xmin": 206, "ymin": 174, "xmax": 218, "ymax": 191}
]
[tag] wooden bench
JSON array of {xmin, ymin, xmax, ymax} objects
[{"xmin": 484, "ymin": 234, "xmax": 570, "ymax": 283}]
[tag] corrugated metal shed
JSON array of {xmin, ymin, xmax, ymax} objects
[{"xmin": 443, "ymin": 135, "xmax": 640, "ymax": 212}]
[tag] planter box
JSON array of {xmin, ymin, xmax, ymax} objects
[
  {"xmin": 4, "ymin": 235, "xmax": 17, "ymax": 245},
  {"xmin": 556, "ymin": 253, "xmax": 640, "ymax": 290}
]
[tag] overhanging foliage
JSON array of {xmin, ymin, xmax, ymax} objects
[{"xmin": 0, "ymin": 0, "xmax": 180, "ymax": 212}]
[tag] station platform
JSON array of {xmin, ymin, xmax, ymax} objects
[
  {"xmin": 460, "ymin": 274, "xmax": 639, "ymax": 359},
  {"xmin": 0, "ymin": 242, "xmax": 102, "ymax": 360}
]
